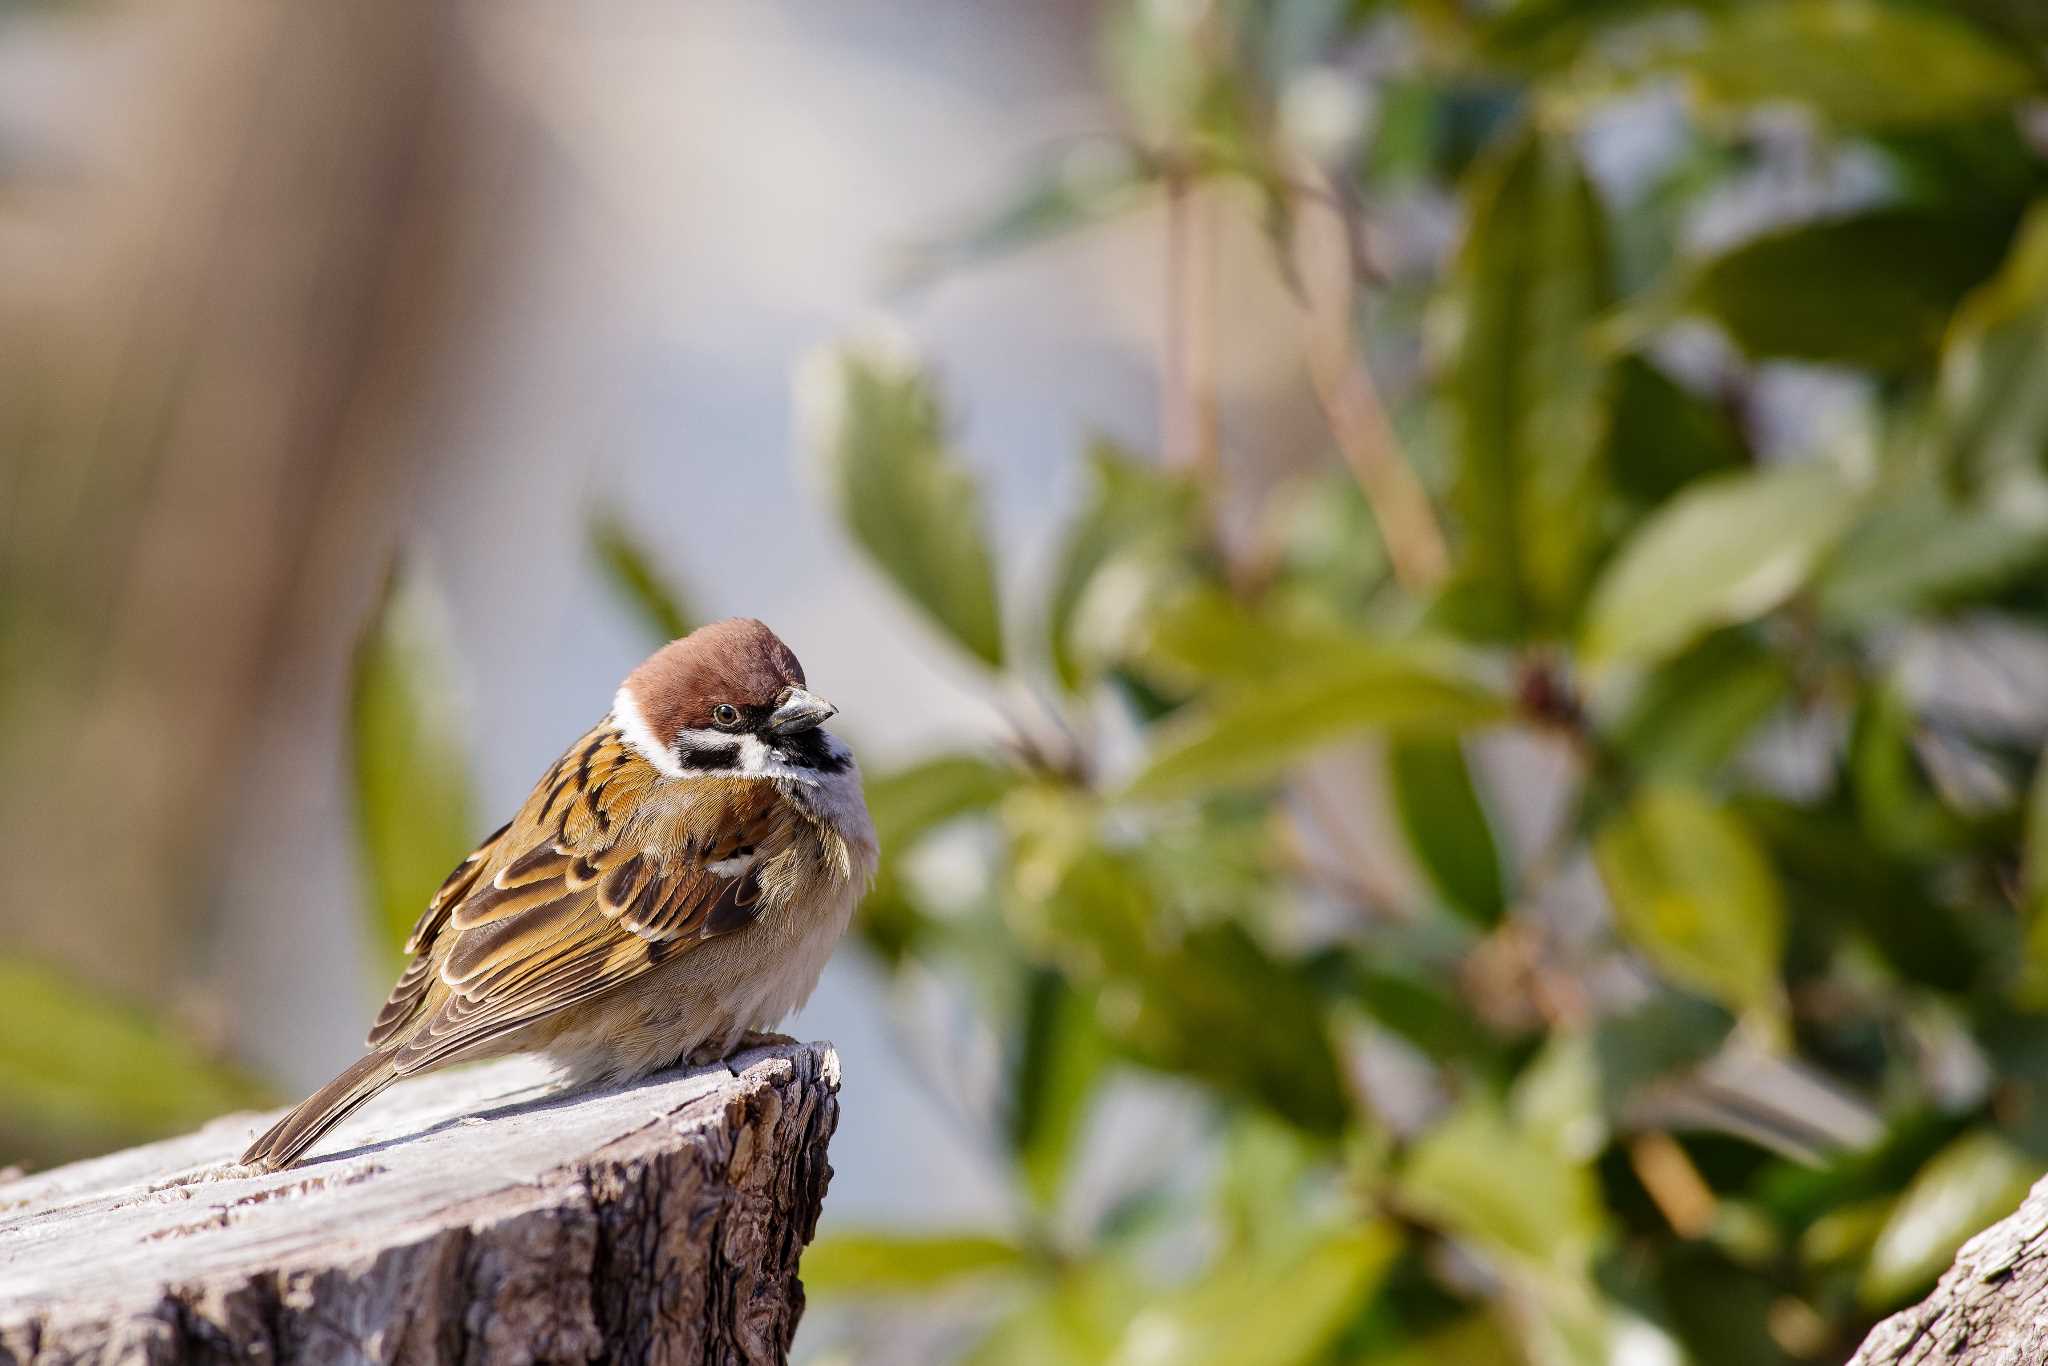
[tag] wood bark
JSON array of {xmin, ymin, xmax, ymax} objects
[
  {"xmin": 1852, "ymin": 1171, "xmax": 2048, "ymax": 1365},
  {"xmin": 0, "ymin": 1042, "xmax": 839, "ymax": 1366}
]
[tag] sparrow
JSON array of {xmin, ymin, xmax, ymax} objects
[{"xmin": 242, "ymin": 617, "xmax": 876, "ymax": 1171}]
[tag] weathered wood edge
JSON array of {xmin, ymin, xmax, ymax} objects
[
  {"xmin": 0, "ymin": 1043, "xmax": 840, "ymax": 1365},
  {"xmin": 1850, "ymin": 1169, "xmax": 2048, "ymax": 1365}
]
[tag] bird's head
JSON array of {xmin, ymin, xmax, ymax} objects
[{"xmin": 613, "ymin": 618, "xmax": 848, "ymax": 781}]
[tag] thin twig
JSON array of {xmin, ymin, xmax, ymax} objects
[
  {"xmin": 1162, "ymin": 170, "xmax": 1219, "ymax": 486},
  {"xmin": 1289, "ymin": 167, "xmax": 1450, "ymax": 592}
]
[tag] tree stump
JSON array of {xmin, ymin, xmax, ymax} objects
[
  {"xmin": 1851, "ymin": 1170, "xmax": 2048, "ymax": 1364},
  {"xmin": 0, "ymin": 1042, "xmax": 840, "ymax": 1365}
]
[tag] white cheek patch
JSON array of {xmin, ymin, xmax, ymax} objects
[
  {"xmin": 611, "ymin": 687, "xmax": 683, "ymax": 778},
  {"xmin": 612, "ymin": 699, "xmax": 842, "ymax": 788}
]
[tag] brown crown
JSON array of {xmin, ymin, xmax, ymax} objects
[{"xmin": 622, "ymin": 618, "xmax": 808, "ymax": 740}]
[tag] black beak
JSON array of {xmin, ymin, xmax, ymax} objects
[{"xmin": 767, "ymin": 687, "xmax": 837, "ymax": 735}]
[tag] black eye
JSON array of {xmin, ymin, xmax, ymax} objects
[{"xmin": 711, "ymin": 704, "xmax": 740, "ymax": 728}]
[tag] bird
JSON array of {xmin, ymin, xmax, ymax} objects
[{"xmin": 241, "ymin": 617, "xmax": 876, "ymax": 1171}]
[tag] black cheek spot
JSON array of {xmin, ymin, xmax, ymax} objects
[{"xmin": 679, "ymin": 744, "xmax": 741, "ymax": 771}]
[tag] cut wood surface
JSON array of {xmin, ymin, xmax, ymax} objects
[
  {"xmin": 0, "ymin": 1041, "xmax": 839, "ymax": 1365},
  {"xmin": 1851, "ymin": 1169, "xmax": 2048, "ymax": 1365}
]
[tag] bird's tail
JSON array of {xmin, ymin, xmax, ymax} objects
[{"xmin": 240, "ymin": 1050, "xmax": 398, "ymax": 1171}]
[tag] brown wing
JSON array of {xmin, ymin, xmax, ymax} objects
[
  {"xmin": 366, "ymin": 724, "xmax": 784, "ymax": 1068},
  {"xmin": 366, "ymin": 817, "xmax": 512, "ymax": 1048}
]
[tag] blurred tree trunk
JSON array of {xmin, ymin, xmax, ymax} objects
[{"xmin": 0, "ymin": 1, "xmax": 505, "ymax": 1021}]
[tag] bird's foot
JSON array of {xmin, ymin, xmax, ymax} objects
[{"xmin": 683, "ymin": 1031, "xmax": 799, "ymax": 1071}]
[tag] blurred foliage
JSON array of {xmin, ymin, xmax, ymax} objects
[
  {"xmin": 350, "ymin": 559, "xmax": 478, "ymax": 971},
  {"xmin": 784, "ymin": 1, "xmax": 2048, "ymax": 1361},
  {"xmin": 12, "ymin": 2, "xmax": 2048, "ymax": 1361},
  {"xmin": 590, "ymin": 507, "xmax": 697, "ymax": 643},
  {"xmin": 0, "ymin": 958, "xmax": 272, "ymax": 1169}
]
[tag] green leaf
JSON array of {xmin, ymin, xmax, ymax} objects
[
  {"xmin": 866, "ymin": 753, "xmax": 1016, "ymax": 853},
  {"xmin": 1595, "ymin": 785, "xmax": 1786, "ymax": 1016},
  {"xmin": 1939, "ymin": 202, "xmax": 2048, "ymax": 488},
  {"xmin": 1103, "ymin": 1225, "xmax": 1401, "ymax": 1366},
  {"xmin": 1047, "ymin": 443, "xmax": 1203, "ymax": 691},
  {"xmin": 1815, "ymin": 473, "xmax": 2048, "ymax": 627},
  {"xmin": 1386, "ymin": 738, "xmax": 1505, "ymax": 927},
  {"xmin": 1351, "ymin": 962, "xmax": 1504, "ymax": 1067},
  {"xmin": 1592, "ymin": 992, "xmax": 1735, "ymax": 1121},
  {"xmin": 2020, "ymin": 760, "xmax": 2048, "ymax": 1007},
  {"xmin": 1581, "ymin": 463, "xmax": 1858, "ymax": 667},
  {"xmin": 351, "ymin": 560, "xmax": 478, "ymax": 966},
  {"xmin": 1126, "ymin": 645, "xmax": 1507, "ymax": 800},
  {"xmin": 1604, "ymin": 629, "xmax": 1791, "ymax": 778},
  {"xmin": 589, "ymin": 507, "xmax": 695, "ymax": 643},
  {"xmin": 810, "ymin": 346, "xmax": 1005, "ymax": 667},
  {"xmin": 1034, "ymin": 851, "xmax": 1349, "ymax": 1135},
  {"xmin": 0, "ymin": 958, "xmax": 272, "ymax": 1165},
  {"xmin": 801, "ymin": 1230, "xmax": 1031, "ymax": 1294},
  {"xmin": 969, "ymin": 1261, "xmax": 1143, "ymax": 1366},
  {"xmin": 1137, "ymin": 589, "xmax": 1383, "ymax": 688},
  {"xmin": 1443, "ymin": 121, "xmax": 1614, "ymax": 639},
  {"xmin": 1010, "ymin": 967, "xmax": 1109, "ymax": 1208},
  {"xmin": 1604, "ymin": 354, "xmax": 1748, "ymax": 511},
  {"xmin": 1399, "ymin": 1097, "xmax": 1605, "ymax": 1272},
  {"xmin": 1681, "ymin": 209, "xmax": 2018, "ymax": 373},
  {"xmin": 1742, "ymin": 797, "xmax": 1983, "ymax": 993},
  {"xmin": 1861, "ymin": 1129, "xmax": 2037, "ymax": 1306},
  {"xmin": 1848, "ymin": 684, "xmax": 1971, "ymax": 858},
  {"xmin": 899, "ymin": 139, "xmax": 1149, "ymax": 288},
  {"xmin": 1673, "ymin": 0, "xmax": 2039, "ymax": 129}
]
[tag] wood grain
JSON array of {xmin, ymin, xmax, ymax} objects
[{"xmin": 0, "ymin": 1042, "xmax": 839, "ymax": 1365}]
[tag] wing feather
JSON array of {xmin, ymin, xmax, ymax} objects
[{"xmin": 365, "ymin": 724, "xmax": 792, "ymax": 1074}]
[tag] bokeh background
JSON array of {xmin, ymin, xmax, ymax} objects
[{"xmin": 9, "ymin": 1, "xmax": 2048, "ymax": 1362}]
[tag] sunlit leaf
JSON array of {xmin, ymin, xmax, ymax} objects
[
  {"xmin": 1680, "ymin": 209, "xmax": 2019, "ymax": 374},
  {"xmin": 1104, "ymin": 1225, "xmax": 1401, "ymax": 1366},
  {"xmin": 1137, "ymin": 589, "xmax": 1383, "ymax": 688},
  {"xmin": 1860, "ymin": 1129, "xmax": 2037, "ymax": 1306},
  {"xmin": 589, "ymin": 507, "xmax": 695, "ymax": 644},
  {"xmin": 351, "ymin": 559, "xmax": 478, "ymax": 966},
  {"xmin": 808, "ymin": 345, "xmax": 1005, "ymax": 667},
  {"xmin": 1387, "ymin": 738, "xmax": 1505, "ymax": 927},
  {"xmin": 1595, "ymin": 785, "xmax": 1785, "ymax": 1016},
  {"xmin": 1399, "ymin": 1097, "xmax": 1605, "ymax": 1272},
  {"xmin": 1126, "ymin": 646, "xmax": 1507, "ymax": 800},
  {"xmin": 969, "ymin": 1261, "xmax": 1143, "ymax": 1366},
  {"xmin": 1581, "ymin": 463, "xmax": 1858, "ymax": 667},
  {"xmin": 1938, "ymin": 202, "xmax": 2048, "ymax": 488},
  {"xmin": 802, "ymin": 1229, "xmax": 1032, "ymax": 1293},
  {"xmin": 1442, "ymin": 121, "xmax": 1614, "ymax": 639},
  {"xmin": 0, "ymin": 958, "xmax": 272, "ymax": 1165},
  {"xmin": 1364, "ymin": 1313, "xmax": 1521, "ymax": 1366},
  {"xmin": 1672, "ymin": 0, "xmax": 2038, "ymax": 129}
]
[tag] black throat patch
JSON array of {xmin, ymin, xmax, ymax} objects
[{"xmin": 678, "ymin": 743, "xmax": 742, "ymax": 771}]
